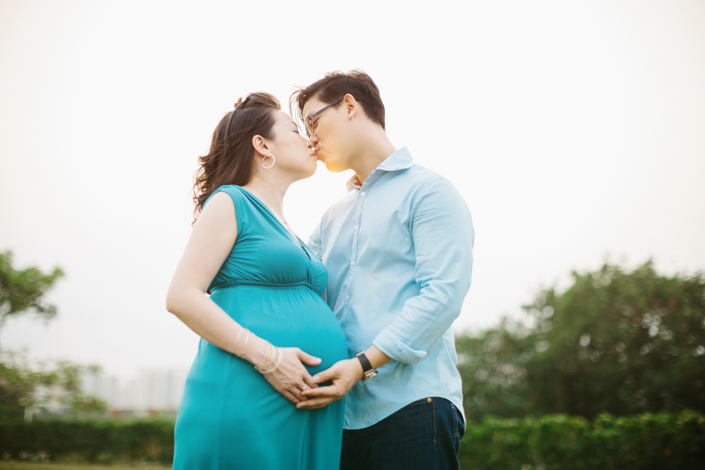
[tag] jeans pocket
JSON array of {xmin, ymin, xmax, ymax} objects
[{"xmin": 450, "ymin": 403, "xmax": 464, "ymax": 441}]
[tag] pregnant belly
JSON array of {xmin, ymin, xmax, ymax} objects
[{"xmin": 210, "ymin": 285, "xmax": 348, "ymax": 373}]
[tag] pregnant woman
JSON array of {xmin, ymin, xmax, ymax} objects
[{"xmin": 166, "ymin": 92, "xmax": 348, "ymax": 469}]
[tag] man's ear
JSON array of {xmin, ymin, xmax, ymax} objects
[
  {"xmin": 343, "ymin": 93, "xmax": 357, "ymax": 120},
  {"xmin": 252, "ymin": 135, "xmax": 270, "ymax": 157}
]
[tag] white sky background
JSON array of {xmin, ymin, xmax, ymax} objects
[{"xmin": 1, "ymin": 0, "xmax": 704, "ymax": 379}]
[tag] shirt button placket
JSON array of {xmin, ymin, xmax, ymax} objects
[{"xmin": 345, "ymin": 190, "xmax": 363, "ymax": 305}]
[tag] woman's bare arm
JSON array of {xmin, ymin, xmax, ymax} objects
[{"xmin": 166, "ymin": 192, "xmax": 320, "ymax": 403}]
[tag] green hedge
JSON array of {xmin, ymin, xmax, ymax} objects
[
  {"xmin": 459, "ymin": 410, "xmax": 705, "ymax": 469},
  {"xmin": 0, "ymin": 419, "xmax": 173, "ymax": 464},
  {"xmin": 1, "ymin": 411, "xmax": 704, "ymax": 468}
]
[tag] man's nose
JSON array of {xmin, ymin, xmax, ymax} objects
[{"xmin": 309, "ymin": 133, "xmax": 319, "ymax": 145}]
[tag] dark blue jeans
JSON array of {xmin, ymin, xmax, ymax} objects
[{"xmin": 340, "ymin": 397, "xmax": 464, "ymax": 470}]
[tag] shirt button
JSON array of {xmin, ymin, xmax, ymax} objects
[
  {"xmin": 351, "ymin": 261, "xmax": 355, "ymax": 266},
  {"xmin": 360, "ymin": 191, "xmax": 366, "ymax": 197},
  {"xmin": 354, "ymin": 225, "xmax": 359, "ymax": 230}
]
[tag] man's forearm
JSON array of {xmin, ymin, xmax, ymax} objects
[{"xmin": 364, "ymin": 345, "xmax": 392, "ymax": 370}]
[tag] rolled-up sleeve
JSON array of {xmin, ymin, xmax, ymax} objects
[{"xmin": 373, "ymin": 177, "xmax": 474, "ymax": 364}]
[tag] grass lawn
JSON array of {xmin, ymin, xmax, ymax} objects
[{"xmin": 0, "ymin": 464, "xmax": 169, "ymax": 470}]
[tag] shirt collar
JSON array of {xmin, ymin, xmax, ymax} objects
[{"xmin": 346, "ymin": 147, "xmax": 414, "ymax": 191}]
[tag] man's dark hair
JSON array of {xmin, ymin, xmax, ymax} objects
[{"xmin": 291, "ymin": 69, "xmax": 386, "ymax": 130}]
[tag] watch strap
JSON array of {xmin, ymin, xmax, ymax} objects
[{"xmin": 355, "ymin": 352, "xmax": 378, "ymax": 381}]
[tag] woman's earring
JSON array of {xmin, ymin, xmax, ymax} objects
[{"xmin": 262, "ymin": 154, "xmax": 275, "ymax": 169}]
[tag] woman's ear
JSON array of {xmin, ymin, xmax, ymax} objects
[
  {"xmin": 252, "ymin": 135, "xmax": 270, "ymax": 157},
  {"xmin": 343, "ymin": 93, "xmax": 357, "ymax": 120}
]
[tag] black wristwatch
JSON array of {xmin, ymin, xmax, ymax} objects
[{"xmin": 355, "ymin": 351, "xmax": 379, "ymax": 381}]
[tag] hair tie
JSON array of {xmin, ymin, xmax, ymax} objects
[{"xmin": 234, "ymin": 97, "xmax": 243, "ymax": 108}]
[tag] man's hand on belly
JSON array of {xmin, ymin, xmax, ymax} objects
[
  {"xmin": 296, "ymin": 358, "xmax": 364, "ymax": 409},
  {"xmin": 296, "ymin": 346, "xmax": 391, "ymax": 410}
]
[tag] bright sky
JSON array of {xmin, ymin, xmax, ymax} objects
[{"xmin": 1, "ymin": 0, "xmax": 704, "ymax": 379}]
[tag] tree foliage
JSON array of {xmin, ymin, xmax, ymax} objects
[
  {"xmin": 457, "ymin": 260, "xmax": 705, "ymax": 422},
  {"xmin": 0, "ymin": 250, "xmax": 64, "ymax": 338},
  {"xmin": 0, "ymin": 251, "xmax": 104, "ymax": 420},
  {"xmin": 0, "ymin": 350, "xmax": 107, "ymax": 421}
]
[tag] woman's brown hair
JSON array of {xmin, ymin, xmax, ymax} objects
[{"xmin": 192, "ymin": 92, "xmax": 281, "ymax": 223}]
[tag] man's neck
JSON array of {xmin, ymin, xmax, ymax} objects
[{"xmin": 350, "ymin": 126, "xmax": 397, "ymax": 183}]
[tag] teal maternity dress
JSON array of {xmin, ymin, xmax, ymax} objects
[{"xmin": 173, "ymin": 185, "xmax": 348, "ymax": 469}]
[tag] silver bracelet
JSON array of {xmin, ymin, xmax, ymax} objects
[
  {"xmin": 230, "ymin": 328, "xmax": 244, "ymax": 356},
  {"xmin": 261, "ymin": 347, "xmax": 282, "ymax": 374},
  {"xmin": 254, "ymin": 343, "xmax": 273, "ymax": 371},
  {"xmin": 237, "ymin": 329, "xmax": 250, "ymax": 358}
]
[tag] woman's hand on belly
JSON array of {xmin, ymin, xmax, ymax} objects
[{"xmin": 263, "ymin": 347, "xmax": 322, "ymax": 404}]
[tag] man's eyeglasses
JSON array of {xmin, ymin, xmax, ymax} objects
[{"xmin": 304, "ymin": 97, "xmax": 344, "ymax": 137}]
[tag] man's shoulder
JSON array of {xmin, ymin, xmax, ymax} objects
[
  {"xmin": 408, "ymin": 162, "xmax": 443, "ymax": 181},
  {"xmin": 405, "ymin": 164, "xmax": 460, "ymax": 196}
]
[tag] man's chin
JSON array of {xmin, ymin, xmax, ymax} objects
[
  {"xmin": 319, "ymin": 153, "xmax": 345, "ymax": 173},
  {"xmin": 323, "ymin": 161, "xmax": 344, "ymax": 173}
]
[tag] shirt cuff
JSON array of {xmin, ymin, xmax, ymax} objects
[{"xmin": 373, "ymin": 330, "xmax": 428, "ymax": 365}]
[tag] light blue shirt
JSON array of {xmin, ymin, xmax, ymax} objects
[{"xmin": 308, "ymin": 147, "xmax": 474, "ymax": 429}]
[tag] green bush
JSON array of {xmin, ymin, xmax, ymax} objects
[
  {"xmin": 459, "ymin": 410, "xmax": 705, "ymax": 469},
  {"xmin": 0, "ymin": 419, "xmax": 173, "ymax": 464},
  {"xmin": 2, "ymin": 411, "xmax": 703, "ymax": 468}
]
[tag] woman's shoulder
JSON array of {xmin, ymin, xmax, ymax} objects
[
  {"xmin": 204, "ymin": 185, "xmax": 247, "ymax": 207},
  {"xmin": 201, "ymin": 185, "xmax": 250, "ymax": 238},
  {"xmin": 212, "ymin": 184, "xmax": 246, "ymax": 197},
  {"xmin": 202, "ymin": 185, "xmax": 252, "ymax": 220}
]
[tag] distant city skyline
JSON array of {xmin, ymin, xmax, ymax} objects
[
  {"xmin": 1, "ymin": 1, "xmax": 704, "ymax": 380},
  {"xmin": 83, "ymin": 369, "xmax": 188, "ymax": 412}
]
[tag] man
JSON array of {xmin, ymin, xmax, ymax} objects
[{"xmin": 293, "ymin": 70, "xmax": 474, "ymax": 469}]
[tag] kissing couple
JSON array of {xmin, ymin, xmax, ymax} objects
[{"xmin": 166, "ymin": 70, "xmax": 474, "ymax": 470}]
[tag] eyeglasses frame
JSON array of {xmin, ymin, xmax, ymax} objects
[{"xmin": 304, "ymin": 97, "xmax": 345, "ymax": 137}]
